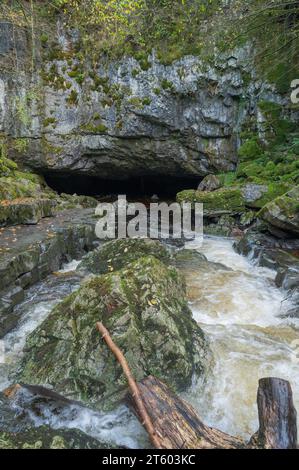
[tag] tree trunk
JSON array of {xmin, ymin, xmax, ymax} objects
[
  {"xmin": 252, "ymin": 377, "xmax": 297, "ymax": 449},
  {"xmin": 126, "ymin": 375, "xmax": 245, "ymax": 449}
]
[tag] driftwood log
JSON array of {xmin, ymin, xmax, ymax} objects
[
  {"xmin": 249, "ymin": 377, "xmax": 297, "ymax": 449},
  {"xmin": 96, "ymin": 322, "xmax": 298, "ymax": 449},
  {"xmin": 127, "ymin": 375, "xmax": 245, "ymax": 449}
]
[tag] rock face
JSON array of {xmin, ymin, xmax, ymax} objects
[
  {"xmin": 20, "ymin": 255, "xmax": 211, "ymax": 411},
  {"xmin": 259, "ymin": 186, "xmax": 299, "ymax": 236},
  {"xmin": 0, "ymin": 20, "xmax": 287, "ymax": 182}
]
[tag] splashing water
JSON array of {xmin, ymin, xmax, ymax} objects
[
  {"xmin": 182, "ymin": 237, "xmax": 299, "ymax": 439},
  {"xmin": 1, "ymin": 238, "xmax": 298, "ymax": 446}
]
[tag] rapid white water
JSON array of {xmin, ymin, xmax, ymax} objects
[
  {"xmin": 0, "ymin": 260, "xmax": 81, "ymax": 390},
  {"xmin": 182, "ymin": 237, "xmax": 299, "ymax": 439},
  {"xmin": 1, "ymin": 238, "xmax": 298, "ymax": 447}
]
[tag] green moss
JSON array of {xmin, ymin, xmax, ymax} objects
[
  {"xmin": 142, "ymin": 97, "xmax": 151, "ymax": 106},
  {"xmin": 161, "ymin": 78, "xmax": 174, "ymax": 91},
  {"xmin": 153, "ymin": 87, "xmax": 161, "ymax": 95},
  {"xmin": 266, "ymin": 62, "xmax": 298, "ymax": 95},
  {"xmin": 132, "ymin": 68, "xmax": 140, "ymax": 78},
  {"xmin": 43, "ymin": 117, "xmax": 57, "ymax": 128},
  {"xmin": 80, "ymin": 123, "xmax": 108, "ymax": 134},
  {"xmin": 250, "ymin": 182, "xmax": 291, "ymax": 208},
  {"xmin": 0, "ymin": 157, "xmax": 18, "ymax": 177},
  {"xmin": 66, "ymin": 89, "xmax": 78, "ymax": 106},
  {"xmin": 258, "ymin": 100, "xmax": 296, "ymax": 144},
  {"xmin": 128, "ymin": 96, "xmax": 143, "ymax": 108},
  {"xmin": 10, "ymin": 138, "xmax": 29, "ymax": 154},
  {"xmin": 217, "ymin": 172, "xmax": 237, "ymax": 187},
  {"xmin": 40, "ymin": 33, "xmax": 48, "ymax": 44},
  {"xmin": 238, "ymin": 138, "xmax": 264, "ymax": 162},
  {"xmin": 177, "ymin": 188, "xmax": 245, "ymax": 214}
]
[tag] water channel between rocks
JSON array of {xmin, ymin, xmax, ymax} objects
[{"xmin": 0, "ymin": 236, "xmax": 298, "ymax": 448}]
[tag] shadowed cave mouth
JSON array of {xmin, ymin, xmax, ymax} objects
[{"xmin": 44, "ymin": 173, "xmax": 199, "ymax": 199}]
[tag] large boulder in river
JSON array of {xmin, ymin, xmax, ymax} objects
[
  {"xmin": 19, "ymin": 256, "xmax": 211, "ymax": 411},
  {"xmin": 259, "ymin": 186, "xmax": 299, "ymax": 236},
  {"xmin": 77, "ymin": 238, "xmax": 172, "ymax": 274}
]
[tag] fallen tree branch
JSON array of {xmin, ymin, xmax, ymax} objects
[
  {"xmin": 96, "ymin": 321, "xmax": 162, "ymax": 449},
  {"xmin": 126, "ymin": 375, "xmax": 245, "ymax": 449},
  {"xmin": 96, "ymin": 322, "xmax": 298, "ymax": 449}
]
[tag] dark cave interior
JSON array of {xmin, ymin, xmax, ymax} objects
[{"xmin": 44, "ymin": 173, "xmax": 200, "ymax": 198}]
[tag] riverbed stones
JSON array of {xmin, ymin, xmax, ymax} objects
[
  {"xmin": 19, "ymin": 255, "xmax": 211, "ymax": 411},
  {"xmin": 77, "ymin": 238, "xmax": 172, "ymax": 274}
]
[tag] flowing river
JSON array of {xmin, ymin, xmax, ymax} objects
[{"xmin": 0, "ymin": 236, "xmax": 298, "ymax": 447}]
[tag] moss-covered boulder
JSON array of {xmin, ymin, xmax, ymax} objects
[
  {"xmin": 0, "ymin": 198, "xmax": 56, "ymax": 226},
  {"xmin": 240, "ymin": 182, "xmax": 290, "ymax": 209},
  {"xmin": 0, "ymin": 173, "xmax": 52, "ymax": 201},
  {"xmin": 19, "ymin": 256, "xmax": 211, "ymax": 411},
  {"xmin": 176, "ymin": 188, "xmax": 245, "ymax": 216},
  {"xmin": 77, "ymin": 238, "xmax": 172, "ymax": 274},
  {"xmin": 259, "ymin": 186, "xmax": 299, "ymax": 236},
  {"xmin": 197, "ymin": 174, "xmax": 221, "ymax": 192},
  {"xmin": 56, "ymin": 193, "xmax": 98, "ymax": 210},
  {"xmin": 0, "ymin": 426, "xmax": 108, "ymax": 449}
]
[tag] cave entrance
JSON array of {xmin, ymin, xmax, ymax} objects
[{"xmin": 43, "ymin": 173, "xmax": 199, "ymax": 199}]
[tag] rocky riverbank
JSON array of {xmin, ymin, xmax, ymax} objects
[{"xmin": 0, "ymin": 207, "xmax": 99, "ymax": 337}]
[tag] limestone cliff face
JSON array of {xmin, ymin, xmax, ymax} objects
[{"xmin": 0, "ymin": 22, "xmax": 288, "ymax": 181}]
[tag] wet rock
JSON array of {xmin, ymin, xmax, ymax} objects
[
  {"xmin": 0, "ymin": 392, "xmax": 110, "ymax": 448},
  {"xmin": 235, "ymin": 229, "xmax": 299, "ymax": 259},
  {"xmin": 0, "ymin": 384, "xmax": 116, "ymax": 449},
  {"xmin": 197, "ymin": 175, "xmax": 221, "ymax": 192},
  {"xmin": 235, "ymin": 228, "xmax": 299, "ymax": 319},
  {"xmin": 239, "ymin": 210, "xmax": 256, "ymax": 227},
  {"xmin": 204, "ymin": 214, "xmax": 237, "ymax": 237},
  {"xmin": 77, "ymin": 238, "xmax": 172, "ymax": 275},
  {"xmin": 174, "ymin": 249, "xmax": 208, "ymax": 269},
  {"xmin": 19, "ymin": 255, "xmax": 211, "ymax": 411},
  {"xmin": 0, "ymin": 209, "xmax": 97, "ymax": 337},
  {"xmin": 0, "ymin": 198, "xmax": 56, "ymax": 227},
  {"xmin": 0, "ymin": 426, "xmax": 108, "ymax": 449},
  {"xmin": 259, "ymin": 186, "xmax": 299, "ymax": 236},
  {"xmin": 174, "ymin": 248, "xmax": 230, "ymax": 272}
]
